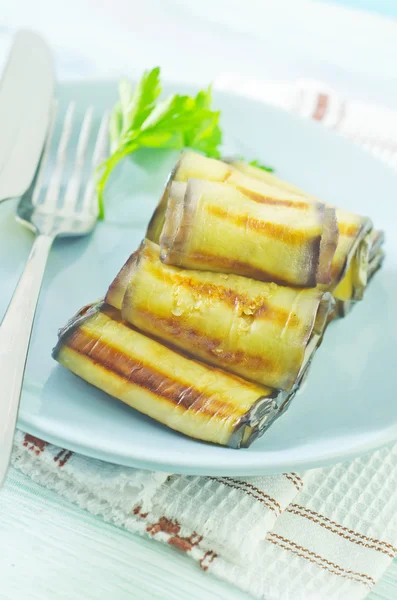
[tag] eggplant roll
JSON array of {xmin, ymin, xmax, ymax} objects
[
  {"xmin": 53, "ymin": 302, "xmax": 298, "ymax": 448},
  {"xmin": 148, "ymin": 151, "xmax": 382, "ymax": 306},
  {"xmin": 106, "ymin": 239, "xmax": 333, "ymax": 391},
  {"xmin": 159, "ymin": 178, "xmax": 337, "ymax": 287},
  {"xmin": 147, "ymin": 151, "xmax": 327, "ymax": 246}
]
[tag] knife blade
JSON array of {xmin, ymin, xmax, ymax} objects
[{"xmin": 0, "ymin": 30, "xmax": 54, "ymax": 202}]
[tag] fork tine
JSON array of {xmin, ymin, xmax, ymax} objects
[
  {"xmin": 62, "ymin": 106, "xmax": 94, "ymax": 212},
  {"xmin": 32, "ymin": 101, "xmax": 58, "ymax": 206},
  {"xmin": 82, "ymin": 111, "xmax": 110, "ymax": 216},
  {"xmin": 42, "ymin": 102, "xmax": 75, "ymax": 211}
]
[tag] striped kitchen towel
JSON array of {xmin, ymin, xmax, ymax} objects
[
  {"xmin": 11, "ymin": 82, "xmax": 397, "ymax": 600},
  {"xmin": 11, "ymin": 429, "xmax": 397, "ymax": 600}
]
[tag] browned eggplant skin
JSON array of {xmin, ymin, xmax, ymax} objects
[
  {"xmin": 147, "ymin": 163, "xmax": 178, "ymax": 244},
  {"xmin": 106, "ymin": 248, "xmax": 141, "ymax": 309},
  {"xmin": 318, "ymin": 206, "xmax": 339, "ymax": 285},
  {"xmin": 53, "ymin": 302, "xmax": 293, "ymax": 448}
]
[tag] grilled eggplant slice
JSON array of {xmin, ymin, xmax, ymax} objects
[
  {"xmin": 106, "ymin": 239, "xmax": 333, "ymax": 390},
  {"xmin": 53, "ymin": 302, "xmax": 300, "ymax": 448},
  {"xmin": 159, "ymin": 178, "xmax": 337, "ymax": 287},
  {"xmin": 149, "ymin": 151, "xmax": 382, "ymax": 307}
]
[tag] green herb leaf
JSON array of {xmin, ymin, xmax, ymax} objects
[
  {"xmin": 120, "ymin": 67, "xmax": 161, "ymax": 133},
  {"xmin": 96, "ymin": 68, "xmax": 223, "ymax": 217},
  {"xmin": 248, "ymin": 159, "xmax": 274, "ymax": 173},
  {"xmin": 183, "ymin": 87, "xmax": 221, "ymax": 157}
]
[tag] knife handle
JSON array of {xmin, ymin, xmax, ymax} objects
[{"xmin": 0, "ymin": 234, "xmax": 54, "ymax": 485}]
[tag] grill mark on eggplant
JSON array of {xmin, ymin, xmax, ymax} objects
[
  {"xmin": 142, "ymin": 259, "xmax": 301, "ymax": 329},
  {"xmin": 81, "ymin": 304, "xmax": 274, "ymax": 393},
  {"xmin": 63, "ymin": 326, "xmax": 257, "ymax": 418},
  {"xmin": 337, "ymin": 222, "xmax": 361, "ymax": 237},
  {"xmin": 206, "ymin": 204, "xmax": 322, "ymax": 247},
  {"xmin": 170, "ymin": 249, "xmax": 317, "ymax": 287},
  {"xmin": 235, "ymin": 185, "xmax": 310, "ymax": 210},
  {"xmin": 130, "ymin": 307, "xmax": 282, "ymax": 378}
]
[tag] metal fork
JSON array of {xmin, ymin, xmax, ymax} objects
[{"xmin": 0, "ymin": 102, "xmax": 109, "ymax": 485}]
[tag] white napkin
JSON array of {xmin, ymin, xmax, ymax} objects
[
  {"xmin": 12, "ymin": 431, "xmax": 397, "ymax": 600},
  {"xmin": 12, "ymin": 82, "xmax": 397, "ymax": 599}
]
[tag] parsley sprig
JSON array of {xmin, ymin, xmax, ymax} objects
[
  {"xmin": 97, "ymin": 67, "xmax": 221, "ymax": 219},
  {"xmin": 97, "ymin": 67, "xmax": 274, "ymax": 219}
]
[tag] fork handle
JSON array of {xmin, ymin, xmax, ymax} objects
[{"xmin": 0, "ymin": 234, "xmax": 54, "ymax": 485}]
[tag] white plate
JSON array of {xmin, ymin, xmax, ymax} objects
[{"xmin": 2, "ymin": 80, "xmax": 396, "ymax": 475}]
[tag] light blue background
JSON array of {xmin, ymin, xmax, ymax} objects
[{"xmin": 324, "ymin": 0, "xmax": 397, "ymax": 18}]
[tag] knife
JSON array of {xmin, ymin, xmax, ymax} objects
[{"xmin": 0, "ymin": 30, "xmax": 54, "ymax": 202}]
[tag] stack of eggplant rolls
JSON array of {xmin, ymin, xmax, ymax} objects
[{"xmin": 53, "ymin": 152, "xmax": 384, "ymax": 448}]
